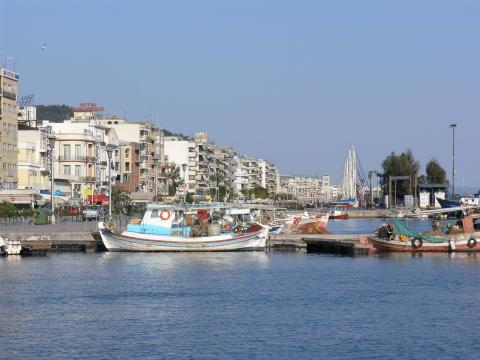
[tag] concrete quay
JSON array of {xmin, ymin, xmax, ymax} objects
[
  {"xmin": 346, "ymin": 209, "xmax": 389, "ymax": 218},
  {"xmin": 1, "ymin": 223, "xmax": 103, "ymax": 253},
  {"xmin": 2, "ymin": 223, "xmax": 372, "ymax": 255},
  {"xmin": 267, "ymin": 234, "xmax": 373, "ymax": 255}
]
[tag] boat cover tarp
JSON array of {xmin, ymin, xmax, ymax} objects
[{"xmin": 393, "ymin": 218, "xmax": 446, "ymax": 243}]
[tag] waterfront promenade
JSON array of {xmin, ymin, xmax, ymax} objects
[{"xmin": 1, "ymin": 221, "xmax": 98, "ymax": 233}]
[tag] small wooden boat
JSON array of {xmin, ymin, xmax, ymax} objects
[
  {"xmin": 369, "ymin": 214, "xmax": 480, "ymax": 252},
  {"xmin": 98, "ymin": 204, "xmax": 269, "ymax": 252}
]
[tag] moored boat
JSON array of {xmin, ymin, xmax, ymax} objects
[
  {"xmin": 98, "ymin": 204, "xmax": 269, "ymax": 252},
  {"xmin": 328, "ymin": 205, "xmax": 349, "ymax": 220},
  {"xmin": 268, "ymin": 211, "xmax": 329, "ymax": 234},
  {"xmin": 369, "ymin": 214, "xmax": 480, "ymax": 252}
]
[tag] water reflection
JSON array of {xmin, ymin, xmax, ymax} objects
[{"xmin": 99, "ymin": 251, "xmax": 270, "ymax": 270}]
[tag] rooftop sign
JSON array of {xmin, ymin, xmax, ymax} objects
[{"xmin": 1, "ymin": 68, "xmax": 19, "ymax": 81}]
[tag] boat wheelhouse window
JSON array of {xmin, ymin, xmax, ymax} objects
[{"xmin": 151, "ymin": 209, "xmax": 159, "ymax": 218}]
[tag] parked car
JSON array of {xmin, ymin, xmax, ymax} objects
[{"xmin": 82, "ymin": 205, "xmax": 103, "ymax": 221}]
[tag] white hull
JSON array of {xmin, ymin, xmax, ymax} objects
[
  {"xmin": 98, "ymin": 222, "xmax": 269, "ymax": 252},
  {"xmin": 0, "ymin": 237, "xmax": 22, "ymax": 256}
]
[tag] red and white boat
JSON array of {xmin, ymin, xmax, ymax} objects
[
  {"xmin": 292, "ymin": 212, "xmax": 329, "ymax": 234},
  {"xmin": 269, "ymin": 211, "xmax": 329, "ymax": 234},
  {"xmin": 329, "ymin": 205, "xmax": 349, "ymax": 220},
  {"xmin": 369, "ymin": 214, "xmax": 480, "ymax": 252}
]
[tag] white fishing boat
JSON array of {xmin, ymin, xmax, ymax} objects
[
  {"xmin": 0, "ymin": 236, "xmax": 22, "ymax": 256},
  {"xmin": 98, "ymin": 204, "xmax": 269, "ymax": 252}
]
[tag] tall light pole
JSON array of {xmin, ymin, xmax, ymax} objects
[
  {"xmin": 450, "ymin": 123, "xmax": 457, "ymax": 200},
  {"xmin": 48, "ymin": 135, "xmax": 56, "ymax": 224},
  {"xmin": 106, "ymin": 146, "xmax": 113, "ymax": 220},
  {"xmin": 182, "ymin": 163, "xmax": 187, "ymax": 204}
]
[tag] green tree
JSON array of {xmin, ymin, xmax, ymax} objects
[
  {"xmin": 425, "ymin": 158, "xmax": 447, "ymax": 183},
  {"xmin": 208, "ymin": 185, "xmax": 228, "ymax": 202},
  {"xmin": 168, "ymin": 165, "xmax": 184, "ymax": 196},
  {"xmin": 111, "ymin": 185, "xmax": 130, "ymax": 214},
  {"xmin": 37, "ymin": 105, "xmax": 73, "ymax": 122},
  {"xmin": 381, "ymin": 149, "xmax": 420, "ymax": 199},
  {"xmin": 249, "ymin": 186, "xmax": 269, "ymax": 199},
  {"xmin": 209, "ymin": 160, "xmax": 224, "ymax": 188},
  {"xmin": 0, "ymin": 201, "xmax": 16, "ymax": 218}
]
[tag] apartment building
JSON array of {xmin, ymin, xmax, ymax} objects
[
  {"xmin": 38, "ymin": 120, "xmax": 117, "ymax": 198},
  {"xmin": 164, "ymin": 133, "xmax": 240, "ymax": 196},
  {"xmin": 258, "ymin": 160, "xmax": 279, "ymax": 195},
  {"xmin": 212, "ymin": 146, "xmax": 236, "ymax": 190},
  {"xmin": 0, "ymin": 67, "xmax": 20, "ymax": 189},
  {"xmin": 234, "ymin": 157, "xmax": 262, "ymax": 193},
  {"xmin": 107, "ymin": 122, "xmax": 157, "ymax": 192},
  {"xmin": 280, "ymin": 175, "xmax": 338, "ymax": 203},
  {"xmin": 17, "ymin": 129, "xmax": 49, "ymax": 190}
]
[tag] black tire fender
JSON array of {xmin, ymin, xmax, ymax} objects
[
  {"xmin": 467, "ymin": 238, "xmax": 477, "ymax": 248},
  {"xmin": 411, "ymin": 238, "xmax": 423, "ymax": 249}
]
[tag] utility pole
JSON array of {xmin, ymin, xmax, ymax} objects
[
  {"xmin": 48, "ymin": 135, "xmax": 56, "ymax": 224},
  {"xmin": 450, "ymin": 123, "xmax": 457, "ymax": 200}
]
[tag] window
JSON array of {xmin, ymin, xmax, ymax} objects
[
  {"xmin": 125, "ymin": 149, "xmax": 130, "ymax": 159},
  {"xmin": 75, "ymin": 165, "xmax": 81, "ymax": 177},
  {"xmin": 151, "ymin": 209, "xmax": 158, "ymax": 218},
  {"xmin": 63, "ymin": 165, "xmax": 71, "ymax": 175},
  {"xmin": 125, "ymin": 162, "xmax": 130, "ymax": 171},
  {"xmin": 63, "ymin": 144, "xmax": 71, "ymax": 160},
  {"xmin": 75, "ymin": 144, "xmax": 81, "ymax": 160}
]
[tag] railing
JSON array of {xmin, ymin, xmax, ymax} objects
[
  {"xmin": 2, "ymin": 90, "xmax": 16, "ymax": 101},
  {"xmin": 0, "ymin": 213, "xmax": 144, "ymax": 227},
  {"xmin": 58, "ymin": 155, "xmax": 95, "ymax": 162}
]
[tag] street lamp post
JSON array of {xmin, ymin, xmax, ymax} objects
[
  {"xmin": 106, "ymin": 146, "xmax": 114, "ymax": 220},
  {"xmin": 48, "ymin": 135, "xmax": 56, "ymax": 224},
  {"xmin": 181, "ymin": 163, "xmax": 187, "ymax": 204},
  {"xmin": 450, "ymin": 123, "xmax": 457, "ymax": 200}
]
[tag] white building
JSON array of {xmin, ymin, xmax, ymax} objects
[{"xmin": 37, "ymin": 120, "xmax": 118, "ymax": 198}]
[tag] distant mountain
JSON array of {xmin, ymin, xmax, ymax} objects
[{"xmin": 37, "ymin": 104, "xmax": 73, "ymax": 122}]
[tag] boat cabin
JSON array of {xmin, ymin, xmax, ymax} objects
[{"xmin": 126, "ymin": 204, "xmax": 260, "ymax": 237}]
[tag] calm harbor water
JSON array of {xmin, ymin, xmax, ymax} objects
[{"xmin": 1, "ymin": 219, "xmax": 480, "ymax": 359}]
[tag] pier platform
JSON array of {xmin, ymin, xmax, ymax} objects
[
  {"xmin": 267, "ymin": 234, "xmax": 372, "ymax": 255},
  {"xmin": 3, "ymin": 232, "xmax": 104, "ymax": 253}
]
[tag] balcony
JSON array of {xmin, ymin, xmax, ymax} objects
[
  {"xmin": 2, "ymin": 90, "xmax": 16, "ymax": 101},
  {"xmin": 54, "ymin": 173, "xmax": 84, "ymax": 182},
  {"xmin": 140, "ymin": 162, "xmax": 150, "ymax": 170},
  {"xmin": 58, "ymin": 155, "xmax": 95, "ymax": 162}
]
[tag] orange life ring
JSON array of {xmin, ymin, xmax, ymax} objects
[{"xmin": 160, "ymin": 209, "xmax": 171, "ymax": 221}]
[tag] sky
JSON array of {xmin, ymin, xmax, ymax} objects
[{"xmin": 2, "ymin": 0, "xmax": 480, "ymax": 186}]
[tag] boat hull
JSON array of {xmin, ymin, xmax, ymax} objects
[
  {"xmin": 297, "ymin": 217, "xmax": 329, "ymax": 234},
  {"xmin": 98, "ymin": 222, "xmax": 268, "ymax": 252},
  {"xmin": 329, "ymin": 213, "xmax": 349, "ymax": 220},
  {"xmin": 368, "ymin": 236, "xmax": 480, "ymax": 252}
]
